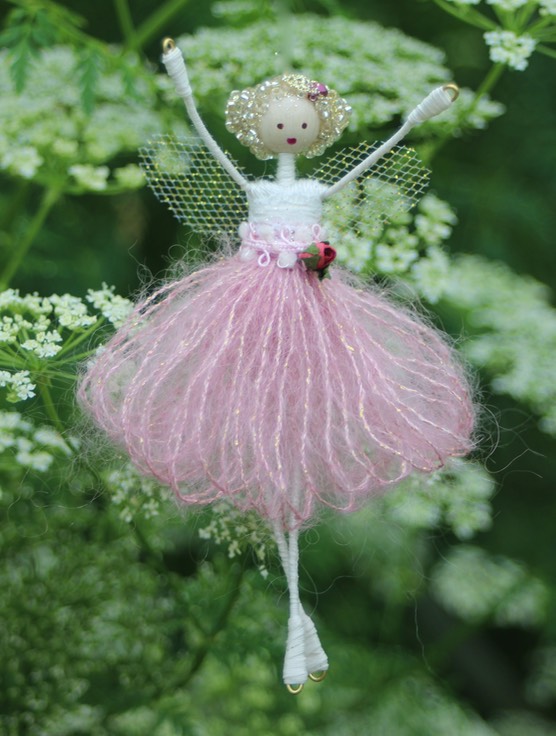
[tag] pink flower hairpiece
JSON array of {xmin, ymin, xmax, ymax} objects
[{"xmin": 308, "ymin": 82, "xmax": 329, "ymax": 101}]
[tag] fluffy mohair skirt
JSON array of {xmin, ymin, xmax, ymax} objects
[{"xmin": 78, "ymin": 255, "xmax": 474, "ymax": 528}]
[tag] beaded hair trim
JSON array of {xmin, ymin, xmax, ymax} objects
[{"xmin": 225, "ymin": 73, "xmax": 352, "ymax": 160}]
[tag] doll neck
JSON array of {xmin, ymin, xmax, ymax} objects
[{"xmin": 276, "ymin": 153, "xmax": 297, "ymax": 185}]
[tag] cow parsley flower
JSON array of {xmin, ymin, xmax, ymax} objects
[
  {"xmin": 105, "ymin": 464, "xmax": 166, "ymax": 523},
  {"xmin": 432, "ymin": 546, "xmax": 548, "ymax": 627},
  {"xmin": 1, "ymin": 371, "xmax": 37, "ymax": 402},
  {"xmin": 1, "ymin": 146, "xmax": 44, "ymax": 179},
  {"xmin": 0, "ymin": 411, "xmax": 72, "ymax": 473},
  {"xmin": 50, "ymin": 294, "xmax": 97, "ymax": 329},
  {"xmin": 484, "ymin": 30, "xmax": 537, "ymax": 71},
  {"xmin": 199, "ymin": 502, "xmax": 269, "ymax": 577},
  {"xmin": 68, "ymin": 164, "xmax": 110, "ymax": 191},
  {"xmin": 539, "ymin": 0, "xmax": 556, "ymax": 14},
  {"xmin": 86, "ymin": 284, "xmax": 133, "ymax": 327},
  {"xmin": 385, "ymin": 460, "xmax": 495, "ymax": 539}
]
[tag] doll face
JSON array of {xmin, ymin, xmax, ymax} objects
[{"xmin": 259, "ymin": 96, "xmax": 320, "ymax": 155}]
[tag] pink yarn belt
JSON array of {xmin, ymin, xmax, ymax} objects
[{"xmin": 238, "ymin": 222, "xmax": 328, "ymax": 268}]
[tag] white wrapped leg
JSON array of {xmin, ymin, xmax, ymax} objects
[
  {"xmin": 301, "ymin": 610, "xmax": 328, "ymax": 675},
  {"xmin": 283, "ymin": 613, "xmax": 308, "ymax": 685},
  {"xmin": 273, "ymin": 525, "xmax": 328, "ymax": 689}
]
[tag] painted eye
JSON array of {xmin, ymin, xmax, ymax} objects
[
  {"xmin": 277, "ymin": 123, "xmax": 284, "ymax": 129},
  {"xmin": 301, "ymin": 122, "xmax": 308, "ymax": 129}
]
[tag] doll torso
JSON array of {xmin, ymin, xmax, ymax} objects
[{"xmin": 239, "ymin": 178, "xmax": 328, "ymax": 268}]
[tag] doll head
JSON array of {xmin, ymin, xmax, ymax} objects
[{"xmin": 226, "ymin": 73, "xmax": 352, "ymax": 160}]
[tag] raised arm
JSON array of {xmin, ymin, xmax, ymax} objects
[
  {"xmin": 322, "ymin": 85, "xmax": 459, "ymax": 200},
  {"xmin": 161, "ymin": 38, "xmax": 249, "ymax": 190}
]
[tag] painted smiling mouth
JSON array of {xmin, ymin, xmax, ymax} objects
[{"xmin": 287, "ymin": 137, "xmax": 297, "ymax": 145}]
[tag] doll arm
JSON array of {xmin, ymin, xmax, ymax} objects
[
  {"xmin": 322, "ymin": 85, "xmax": 458, "ymax": 200},
  {"xmin": 162, "ymin": 38, "xmax": 249, "ymax": 190}
]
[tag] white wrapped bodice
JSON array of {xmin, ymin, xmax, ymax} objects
[
  {"xmin": 245, "ymin": 178, "xmax": 327, "ymax": 225},
  {"xmin": 239, "ymin": 178, "xmax": 328, "ymax": 269}
]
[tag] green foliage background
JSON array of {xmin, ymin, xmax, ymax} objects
[{"xmin": 1, "ymin": 0, "xmax": 556, "ymax": 734}]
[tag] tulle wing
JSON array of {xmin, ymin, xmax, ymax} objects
[
  {"xmin": 314, "ymin": 142, "xmax": 430, "ymax": 236},
  {"xmin": 139, "ymin": 135, "xmax": 248, "ymax": 239}
]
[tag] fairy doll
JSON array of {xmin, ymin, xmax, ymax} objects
[{"xmin": 79, "ymin": 38, "xmax": 474, "ymax": 692}]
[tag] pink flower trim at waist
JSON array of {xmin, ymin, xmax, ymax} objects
[
  {"xmin": 238, "ymin": 222, "xmax": 329, "ymax": 269},
  {"xmin": 238, "ymin": 222, "xmax": 327, "ymax": 252}
]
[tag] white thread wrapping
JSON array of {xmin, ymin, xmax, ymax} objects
[
  {"xmin": 273, "ymin": 525, "xmax": 329, "ymax": 685},
  {"xmin": 284, "ymin": 613, "xmax": 308, "ymax": 684},
  {"xmin": 406, "ymin": 86, "xmax": 454, "ymax": 126},
  {"xmin": 162, "ymin": 46, "xmax": 192, "ymax": 98},
  {"xmin": 301, "ymin": 611, "xmax": 329, "ymax": 673}
]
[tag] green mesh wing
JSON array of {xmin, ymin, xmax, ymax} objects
[
  {"xmin": 139, "ymin": 135, "xmax": 248, "ymax": 239},
  {"xmin": 314, "ymin": 142, "xmax": 430, "ymax": 237}
]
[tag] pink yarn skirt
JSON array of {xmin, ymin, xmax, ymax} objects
[{"xmin": 79, "ymin": 255, "xmax": 474, "ymax": 527}]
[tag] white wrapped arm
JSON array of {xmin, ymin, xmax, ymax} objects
[
  {"xmin": 161, "ymin": 38, "xmax": 248, "ymax": 190},
  {"xmin": 323, "ymin": 84, "xmax": 458, "ymax": 199}
]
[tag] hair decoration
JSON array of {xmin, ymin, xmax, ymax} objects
[{"xmin": 308, "ymin": 82, "xmax": 328, "ymax": 101}]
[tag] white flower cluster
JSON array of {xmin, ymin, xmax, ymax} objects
[
  {"xmin": 0, "ymin": 410, "xmax": 72, "ymax": 473},
  {"xmin": 199, "ymin": 502, "xmax": 269, "ymax": 577},
  {"xmin": 86, "ymin": 284, "xmax": 133, "ymax": 328},
  {"xmin": 446, "ymin": 255, "xmax": 556, "ymax": 436},
  {"xmin": 0, "ymin": 46, "xmax": 184, "ymax": 191},
  {"xmin": 0, "ymin": 287, "xmax": 132, "ymax": 403},
  {"xmin": 484, "ymin": 29, "xmax": 537, "ymax": 70},
  {"xmin": 104, "ymin": 464, "xmax": 167, "ymax": 523},
  {"xmin": 0, "ymin": 370, "xmax": 36, "ymax": 402},
  {"xmin": 327, "ymin": 192, "xmax": 457, "ymax": 303},
  {"xmin": 432, "ymin": 545, "xmax": 548, "ymax": 627},
  {"xmin": 180, "ymin": 15, "xmax": 499, "ymax": 135},
  {"xmin": 383, "ymin": 459, "xmax": 495, "ymax": 539},
  {"xmin": 540, "ymin": 0, "xmax": 556, "ymax": 15}
]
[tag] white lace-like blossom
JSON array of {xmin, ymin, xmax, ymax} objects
[
  {"xmin": 114, "ymin": 164, "xmax": 145, "ymax": 189},
  {"xmin": 0, "ymin": 370, "xmax": 36, "ymax": 402},
  {"xmin": 50, "ymin": 294, "xmax": 97, "ymax": 329},
  {"xmin": 484, "ymin": 29, "xmax": 537, "ymax": 71},
  {"xmin": 199, "ymin": 502, "xmax": 269, "ymax": 578},
  {"xmin": 105, "ymin": 464, "xmax": 166, "ymax": 523},
  {"xmin": 0, "ymin": 287, "xmax": 132, "ymax": 404},
  {"xmin": 68, "ymin": 164, "xmax": 110, "ymax": 191},
  {"xmin": 432, "ymin": 546, "xmax": 548, "ymax": 628},
  {"xmin": 0, "ymin": 411, "xmax": 73, "ymax": 470},
  {"xmin": 86, "ymin": 284, "xmax": 133, "ymax": 327},
  {"xmin": 1, "ymin": 146, "xmax": 44, "ymax": 179},
  {"xmin": 539, "ymin": 0, "xmax": 556, "ymax": 14},
  {"xmin": 384, "ymin": 460, "xmax": 495, "ymax": 540}
]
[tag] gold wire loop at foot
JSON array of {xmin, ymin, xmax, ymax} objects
[
  {"xmin": 309, "ymin": 670, "xmax": 328, "ymax": 683},
  {"xmin": 286, "ymin": 683, "xmax": 304, "ymax": 695},
  {"xmin": 162, "ymin": 37, "xmax": 176, "ymax": 53},
  {"xmin": 443, "ymin": 83, "xmax": 460, "ymax": 101}
]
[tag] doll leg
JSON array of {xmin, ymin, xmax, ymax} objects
[{"xmin": 273, "ymin": 525, "xmax": 328, "ymax": 691}]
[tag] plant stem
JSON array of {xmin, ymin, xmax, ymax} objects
[
  {"xmin": 114, "ymin": 0, "xmax": 137, "ymax": 49},
  {"xmin": 0, "ymin": 180, "xmax": 30, "ymax": 236},
  {"xmin": 56, "ymin": 318, "xmax": 106, "ymax": 359},
  {"xmin": 175, "ymin": 561, "xmax": 245, "ymax": 689},
  {"xmin": 474, "ymin": 62, "xmax": 505, "ymax": 103},
  {"xmin": 133, "ymin": 0, "xmax": 191, "ymax": 52},
  {"xmin": 38, "ymin": 377, "xmax": 66, "ymax": 434},
  {"xmin": 0, "ymin": 186, "xmax": 61, "ymax": 289}
]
